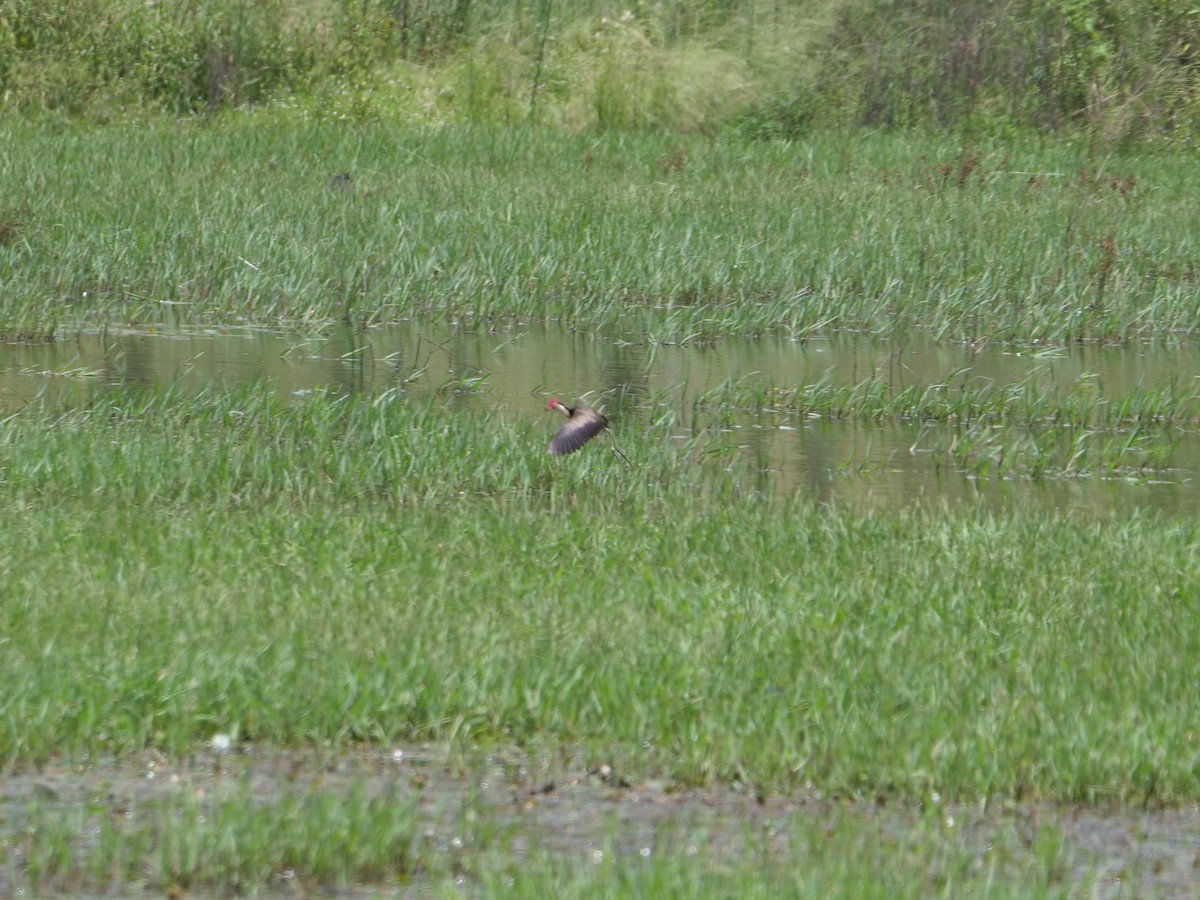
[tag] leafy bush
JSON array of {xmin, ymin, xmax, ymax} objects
[
  {"xmin": 0, "ymin": 0, "xmax": 779, "ymax": 127},
  {"xmin": 4, "ymin": 0, "xmax": 1195, "ymax": 142},
  {"xmin": 735, "ymin": 85, "xmax": 821, "ymax": 140},
  {"xmin": 815, "ymin": 0, "xmax": 1200, "ymax": 141},
  {"xmin": 0, "ymin": 0, "xmax": 367, "ymax": 115}
]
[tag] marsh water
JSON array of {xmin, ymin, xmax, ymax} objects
[
  {"xmin": 4, "ymin": 746, "xmax": 1198, "ymax": 897},
  {"xmin": 5, "ymin": 329, "xmax": 1200, "ymax": 895},
  {"xmin": 3, "ymin": 324, "xmax": 1200, "ymax": 515}
]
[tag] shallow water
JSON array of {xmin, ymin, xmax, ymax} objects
[
  {"xmin": 2, "ymin": 746, "xmax": 1197, "ymax": 897},
  {"xmin": 3, "ymin": 324, "xmax": 1199, "ymax": 515}
]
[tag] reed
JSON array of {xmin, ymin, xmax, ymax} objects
[{"xmin": 1, "ymin": 119, "xmax": 1197, "ymax": 342}]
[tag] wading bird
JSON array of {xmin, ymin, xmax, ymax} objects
[
  {"xmin": 546, "ymin": 399, "xmax": 607, "ymax": 455},
  {"xmin": 546, "ymin": 398, "xmax": 629, "ymax": 463}
]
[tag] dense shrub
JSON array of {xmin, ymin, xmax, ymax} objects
[
  {"xmin": 0, "ymin": 0, "xmax": 401, "ymax": 115},
  {"xmin": 1, "ymin": 0, "xmax": 1196, "ymax": 142},
  {"xmin": 815, "ymin": 0, "xmax": 1200, "ymax": 140}
]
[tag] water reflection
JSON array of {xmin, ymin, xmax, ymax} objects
[{"xmin": 3, "ymin": 325, "xmax": 1198, "ymax": 516}]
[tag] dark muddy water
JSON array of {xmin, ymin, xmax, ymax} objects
[{"xmin": 3, "ymin": 325, "xmax": 1200, "ymax": 514}]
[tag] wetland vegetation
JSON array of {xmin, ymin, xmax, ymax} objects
[
  {"xmin": 2, "ymin": 0, "xmax": 1200, "ymax": 895},
  {"xmin": 4, "ymin": 120, "xmax": 1200, "ymax": 344}
]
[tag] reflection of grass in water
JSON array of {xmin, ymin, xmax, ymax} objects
[
  {"xmin": 21, "ymin": 782, "xmax": 420, "ymax": 894},
  {"xmin": 15, "ymin": 764, "xmax": 1084, "ymax": 897},
  {"xmin": 1, "ymin": 119, "xmax": 1198, "ymax": 342},
  {"xmin": 698, "ymin": 368, "xmax": 1200, "ymax": 427},
  {"xmin": 696, "ymin": 368, "xmax": 1200, "ymax": 478},
  {"xmin": 1, "ymin": 384, "xmax": 1198, "ymax": 814}
]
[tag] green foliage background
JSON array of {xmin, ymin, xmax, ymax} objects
[
  {"xmin": 0, "ymin": 0, "xmax": 1196, "ymax": 140},
  {"xmin": 822, "ymin": 0, "xmax": 1200, "ymax": 141}
]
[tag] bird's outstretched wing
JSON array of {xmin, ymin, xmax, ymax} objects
[{"xmin": 548, "ymin": 409, "xmax": 608, "ymax": 456}]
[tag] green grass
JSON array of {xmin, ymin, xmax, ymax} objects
[
  {"xmin": 698, "ymin": 367, "xmax": 1200, "ymax": 428},
  {"xmin": 1, "ymin": 385, "xmax": 1197, "ymax": 805},
  {"xmin": 696, "ymin": 366, "xmax": 1200, "ymax": 477},
  {"xmin": 8, "ymin": 777, "xmax": 1080, "ymax": 897},
  {"xmin": 1, "ymin": 116, "xmax": 1199, "ymax": 341},
  {"xmin": 488, "ymin": 826, "xmax": 1077, "ymax": 900},
  {"xmin": 15, "ymin": 782, "xmax": 421, "ymax": 894},
  {"xmin": 2, "ymin": 109, "xmax": 1198, "ymax": 884},
  {"xmin": 2, "ymin": 8, "xmax": 1198, "ymax": 893}
]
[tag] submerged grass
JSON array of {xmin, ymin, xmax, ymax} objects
[
  {"xmin": 491, "ymin": 826, "xmax": 1077, "ymax": 900},
  {"xmin": 17, "ymin": 783, "xmax": 420, "ymax": 894},
  {"xmin": 696, "ymin": 367, "xmax": 1200, "ymax": 477},
  {"xmin": 1, "ymin": 385, "xmax": 1198, "ymax": 805},
  {"xmin": 1, "ymin": 116, "xmax": 1199, "ymax": 341},
  {"xmin": 698, "ymin": 368, "xmax": 1200, "ymax": 429},
  {"xmin": 9, "ymin": 775, "xmax": 1080, "ymax": 897}
]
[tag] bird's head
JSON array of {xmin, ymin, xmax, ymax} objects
[{"xmin": 547, "ymin": 398, "xmax": 567, "ymax": 415}]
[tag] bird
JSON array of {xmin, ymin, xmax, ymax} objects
[{"xmin": 546, "ymin": 398, "xmax": 609, "ymax": 456}]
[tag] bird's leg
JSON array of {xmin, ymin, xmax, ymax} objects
[{"xmin": 606, "ymin": 433, "xmax": 632, "ymax": 466}]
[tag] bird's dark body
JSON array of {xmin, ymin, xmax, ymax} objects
[{"xmin": 547, "ymin": 399, "xmax": 608, "ymax": 456}]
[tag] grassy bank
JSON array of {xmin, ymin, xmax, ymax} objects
[
  {"xmin": 1, "ymin": 116, "xmax": 1198, "ymax": 341},
  {"xmin": 1, "ymin": 386, "xmax": 1196, "ymax": 804}
]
